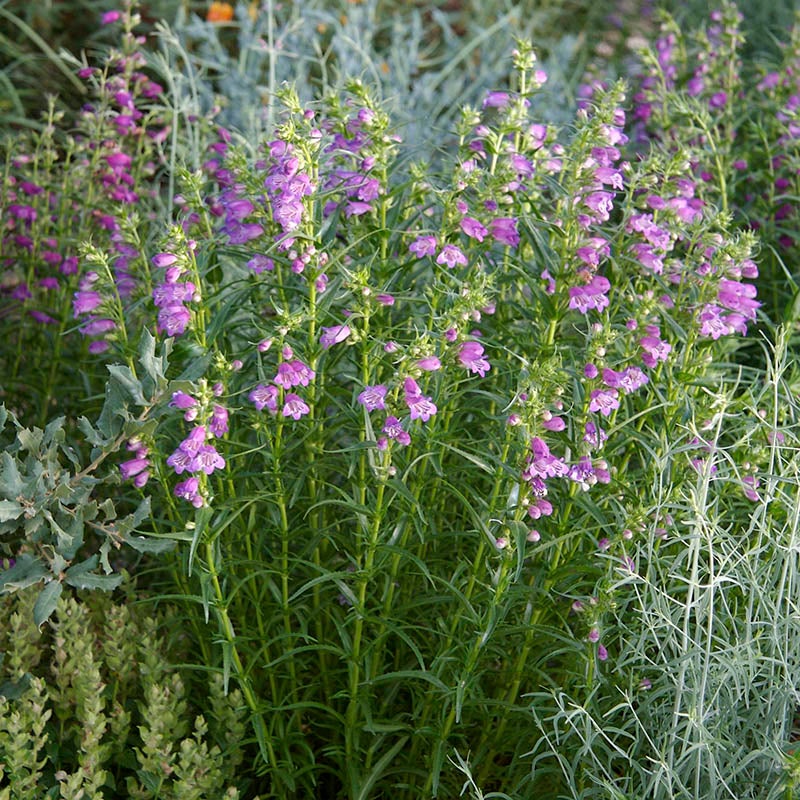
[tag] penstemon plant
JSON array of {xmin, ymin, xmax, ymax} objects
[{"xmin": 2, "ymin": 2, "xmax": 798, "ymax": 799}]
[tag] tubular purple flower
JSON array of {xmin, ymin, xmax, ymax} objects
[
  {"xmin": 489, "ymin": 217, "xmax": 519, "ymax": 247},
  {"xmin": 417, "ymin": 356, "xmax": 441, "ymax": 371},
  {"xmin": 409, "ymin": 236, "xmax": 438, "ymax": 258},
  {"xmin": 320, "ymin": 324, "xmax": 351, "ymax": 349},
  {"xmin": 80, "ymin": 318, "xmax": 116, "ymax": 336},
  {"xmin": 175, "ymin": 477, "xmax": 203, "ymax": 507},
  {"xmin": 357, "ymin": 385, "xmax": 388, "ymax": 412},
  {"xmin": 191, "ymin": 445, "xmax": 226, "ymax": 475},
  {"xmin": 283, "ymin": 393, "xmax": 310, "ymax": 420},
  {"xmin": 589, "ymin": 388, "xmax": 619, "ymax": 417},
  {"xmin": 157, "ymin": 305, "xmax": 191, "ymax": 336},
  {"xmin": 383, "ymin": 416, "xmax": 411, "ymax": 446},
  {"xmin": 151, "ymin": 252, "xmax": 178, "ymax": 268},
  {"xmin": 406, "ymin": 393, "xmax": 437, "ymax": 422},
  {"xmin": 209, "ymin": 405, "xmax": 229, "ymax": 437},
  {"xmin": 249, "ymin": 383, "xmax": 278, "ymax": 412},
  {"xmin": 436, "ymin": 244, "xmax": 468, "ymax": 269},
  {"xmin": 458, "ymin": 341, "xmax": 490, "ymax": 377},
  {"xmin": 460, "ymin": 217, "xmax": 488, "ymax": 242},
  {"xmin": 247, "ymin": 254, "xmax": 274, "ymax": 273},
  {"xmin": 73, "ymin": 291, "xmax": 103, "ymax": 317},
  {"xmin": 169, "ymin": 391, "xmax": 197, "ymax": 409},
  {"xmin": 639, "ymin": 335, "xmax": 671, "ymax": 367},
  {"xmin": 119, "ymin": 457, "xmax": 149, "ymax": 480},
  {"xmin": 166, "ymin": 448, "xmax": 194, "ymax": 475}
]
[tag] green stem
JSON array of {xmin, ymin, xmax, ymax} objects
[
  {"xmin": 203, "ymin": 539, "xmax": 276, "ymax": 769},
  {"xmin": 344, "ymin": 479, "xmax": 387, "ymax": 796}
]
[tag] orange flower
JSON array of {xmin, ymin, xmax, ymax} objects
[{"xmin": 207, "ymin": 1, "xmax": 234, "ymax": 22}]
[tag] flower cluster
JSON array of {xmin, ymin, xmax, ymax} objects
[
  {"xmin": 165, "ymin": 387, "xmax": 229, "ymax": 507},
  {"xmin": 249, "ymin": 345, "xmax": 314, "ymax": 422}
]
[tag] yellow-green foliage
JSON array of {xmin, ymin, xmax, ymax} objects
[{"xmin": 0, "ymin": 588, "xmax": 247, "ymax": 800}]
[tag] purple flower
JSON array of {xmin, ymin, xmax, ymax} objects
[
  {"xmin": 119, "ymin": 457, "xmax": 149, "ymax": 480},
  {"xmin": 436, "ymin": 244, "xmax": 468, "ymax": 269},
  {"xmin": 357, "ymin": 385, "xmax": 387, "ymax": 412},
  {"xmin": 527, "ymin": 498, "xmax": 553, "ymax": 519},
  {"xmin": 717, "ymin": 279, "xmax": 760, "ymax": 321},
  {"xmin": 101, "ymin": 10, "xmax": 122, "ymax": 24},
  {"xmin": 320, "ymin": 324, "xmax": 351, "ymax": 349},
  {"xmin": 170, "ymin": 391, "xmax": 197, "ymax": 410},
  {"xmin": 417, "ymin": 356, "xmax": 441, "ymax": 371},
  {"xmin": 73, "ymin": 291, "xmax": 103, "ymax": 316},
  {"xmin": 179, "ymin": 426, "xmax": 207, "ymax": 456},
  {"xmin": 458, "ymin": 341, "xmax": 490, "ymax": 377},
  {"xmin": 175, "ymin": 477, "xmax": 204, "ymax": 508},
  {"xmin": 568, "ymin": 276, "xmax": 611, "ymax": 314},
  {"xmin": 697, "ymin": 304, "xmax": 730, "ymax": 340},
  {"xmin": 542, "ymin": 415, "xmax": 565, "ymax": 432},
  {"xmin": 588, "ymin": 388, "xmax": 620, "ymax": 417},
  {"xmin": 166, "ymin": 448, "xmax": 194, "ymax": 475},
  {"xmin": 80, "ymin": 317, "xmax": 116, "ymax": 336},
  {"xmin": 584, "ymin": 420, "xmax": 607, "ymax": 450},
  {"xmin": 489, "ymin": 217, "xmax": 519, "ymax": 247},
  {"xmin": 630, "ymin": 243, "xmax": 664, "ymax": 274},
  {"xmin": 191, "ymin": 445, "xmax": 226, "ymax": 475},
  {"xmin": 483, "ymin": 91, "xmax": 510, "ymax": 109},
  {"xmin": 247, "ymin": 254, "xmax": 274, "ymax": 273},
  {"xmin": 581, "ymin": 191, "xmax": 615, "ymax": 224},
  {"xmin": 409, "ymin": 235, "xmax": 438, "ymax": 258},
  {"xmin": 282, "ymin": 393, "xmax": 310, "ymax": 420},
  {"xmin": 639, "ymin": 335, "xmax": 671, "ymax": 367},
  {"xmin": 709, "ymin": 91, "xmax": 728, "ymax": 110},
  {"xmin": 742, "ymin": 475, "xmax": 760, "ymax": 502},
  {"xmin": 208, "ymin": 405, "xmax": 229, "ymax": 437},
  {"xmin": 157, "ymin": 305, "xmax": 191, "ymax": 336},
  {"xmin": 576, "ymin": 237, "xmax": 610, "ymax": 267},
  {"xmin": 525, "ymin": 438, "xmax": 568, "ymax": 480},
  {"xmin": 460, "ymin": 217, "xmax": 488, "ymax": 242},
  {"xmin": 383, "ymin": 416, "xmax": 411, "ymax": 446},
  {"xmin": 404, "ymin": 377, "xmax": 437, "ymax": 422},
  {"xmin": 249, "ymin": 383, "xmax": 278, "ymax": 413},
  {"xmin": 274, "ymin": 360, "xmax": 315, "ymax": 388},
  {"xmin": 602, "ymin": 367, "xmax": 648, "ymax": 394},
  {"xmin": 153, "ymin": 281, "xmax": 195, "ymax": 307},
  {"xmin": 151, "ymin": 252, "xmax": 178, "ymax": 268}
]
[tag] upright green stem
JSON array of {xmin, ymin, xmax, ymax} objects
[
  {"xmin": 344, "ymin": 479, "xmax": 387, "ymax": 795},
  {"xmin": 203, "ymin": 539, "xmax": 276, "ymax": 769}
]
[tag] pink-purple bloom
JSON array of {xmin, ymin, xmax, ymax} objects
[
  {"xmin": 489, "ymin": 217, "xmax": 520, "ymax": 247},
  {"xmin": 403, "ymin": 377, "xmax": 437, "ymax": 422},
  {"xmin": 320, "ymin": 324, "xmax": 351, "ymax": 349},
  {"xmin": 588, "ymin": 388, "xmax": 620, "ymax": 417},
  {"xmin": 458, "ymin": 340, "xmax": 490, "ymax": 377},
  {"xmin": 383, "ymin": 415, "xmax": 411, "ymax": 446},
  {"xmin": 460, "ymin": 217, "xmax": 488, "ymax": 242},
  {"xmin": 568, "ymin": 276, "xmax": 611, "ymax": 314},
  {"xmin": 274, "ymin": 359, "xmax": 315, "ymax": 388},
  {"xmin": 283, "ymin": 393, "xmax": 310, "ymax": 420},
  {"xmin": 409, "ymin": 235, "xmax": 438, "ymax": 258},
  {"xmin": 436, "ymin": 244, "xmax": 468, "ymax": 269},
  {"xmin": 249, "ymin": 384, "xmax": 279, "ymax": 413},
  {"xmin": 417, "ymin": 356, "xmax": 442, "ymax": 371},
  {"xmin": 357, "ymin": 385, "xmax": 388, "ymax": 412}
]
